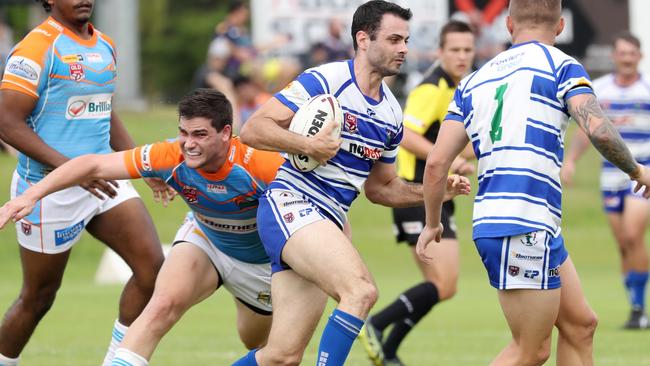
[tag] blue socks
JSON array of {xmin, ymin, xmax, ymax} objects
[
  {"xmin": 317, "ymin": 309, "xmax": 364, "ymax": 366},
  {"xmin": 625, "ymin": 271, "xmax": 649, "ymax": 310},
  {"xmin": 232, "ymin": 349, "xmax": 259, "ymax": 366}
]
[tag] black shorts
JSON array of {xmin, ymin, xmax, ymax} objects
[{"xmin": 392, "ymin": 201, "xmax": 456, "ymax": 245}]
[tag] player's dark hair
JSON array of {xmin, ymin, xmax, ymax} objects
[
  {"xmin": 36, "ymin": 0, "xmax": 51, "ymax": 12},
  {"xmin": 439, "ymin": 20, "xmax": 474, "ymax": 48},
  {"xmin": 351, "ymin": 0, "xmax": 412, "ymax": 51},
  {"xmin": 614, "ymin": 31, "xmax": 641, "ymax": 50},
  {"xmin": 228, "ymin": 0, "xmax": 247, "ymax": 14},
  {"xmin": 178, "ymin": 88, "xmax": 232, "ymax": 133}
]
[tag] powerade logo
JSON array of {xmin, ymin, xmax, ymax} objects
[
  {"xmin": 65, "ymin": 94, "xmax": 112, "ymax": 120},
  {"xmin": 54, "ymin": 220, "xmax": 84, "ymax": 246}
]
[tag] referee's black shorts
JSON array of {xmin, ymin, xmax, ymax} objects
[{"xmin": 392, "ymin": 200, "xmax": 457, "ymax": 245}]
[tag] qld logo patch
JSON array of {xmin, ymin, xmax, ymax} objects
[
  {"xmin": 283, "ymin": 212, "xmax": 295, "ymax": 223},
  {"xmin": 344, "ymin": 113, "xmax": 358, "ymax": 133},
  {"xmin": 508, "ymin": 265, "xmax": 520, "ymax": 277},
  {"xmin": 69, "ymin": 63, "xmax": 85, "ymax": 82},
  {"xmin": 182, "ymin": 186, "xmax": 198, "ymax": 203},
  {"xmin": 21, "ymin": 222, "xmax": 32, "ymax": 236}
]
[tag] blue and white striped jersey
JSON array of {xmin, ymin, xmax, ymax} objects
[
  {"xmin": 273, "ymin": 59, "xmax": 403, "ymax": 226},
  {"xmin": 447, "ymin": 41, "xmax": 593, "ymax": 239},
  {"xmin": 594, "ymin": 73, "xmax": 650, "ymax": 191}
]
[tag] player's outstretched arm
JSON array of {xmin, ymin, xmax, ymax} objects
[
  {"xmin": 239, "ymin": 97, "xmax": 340, "ymax": 164},
  {"xmin": 566, "ymin": 93, "xmax": 650, "ymax": 193},
  {"xmin": 416, "ymin": 121, "xmax": 469, "ymax": 263},
  {"xmin": 0, "ymin": 152, "xmax": 131, "ymax": 228},
  {"xmin": 364, "ymin": 162, "xmax": 470, "ymax": 208}
]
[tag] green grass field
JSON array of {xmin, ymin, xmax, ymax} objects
[{"xmin": 0, "ymin": 107, "xmax": 648, "ymax": 365}]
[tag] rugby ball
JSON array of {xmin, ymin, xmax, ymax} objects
[{"xmin": 288, "ymin": 94, "xmax": 343, "ymax": 172}]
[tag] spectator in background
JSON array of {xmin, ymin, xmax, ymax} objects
[
  {"xmin": 450, "ymin": 0, "xmax": 508, "ymax": 65},
  {"xmin": 214, "ymin": 0, "xmax": 255, "ymax": 80},
  {"xmin": 322, "ymin": 18, "xmax": 353, "ymax": 62},
  {"xmin": 233, "ymin": 75, "xmax": 270, "ymax": 133}
]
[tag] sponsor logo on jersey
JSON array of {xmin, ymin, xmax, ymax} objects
[
  {"xmin": 182, "ymin": 186, "xmax": 198, "ymax": 203},
  {"xmin": 520, "ymin": 232, "xmax": 538, "ymax": 246},
  {"xmin": 233, "ymin": 195, "xmax": 258, "ymax": 209},
  {"xmin": 54, "ymin": 220, "xmax": 84, "ymax": 246},
  {"xmin": 207, "ymin": 184, "xmax": 227, "ymax": 194},
  {"xmin": 21, "ymin": 222, "xmax": 32, "ymax": 236},
  {"xmin": 243, "ymin": 147, "xmax": 254, "ymax": 164},
  {"xmin": 256, "ymin": 290, "xmax": 272, "ymax": 306},
  {"xmin": 348, "ymin": 142, "xmax": 381, "ymax": 160},
  {"xmin": 344, "ymin": 113, "xmax": 358, "ymax": 133},
  {"xmin": 5, "ymin": 56, "xmax": 41, "ymax": 85},
  {"xmin": 366, "ymin": 108, "xmax": 376, "ymax": 117},
  {"xmin": 141, "ymin": 145, "xmax": 152, "ymax": 171},
  {"xmin": 32, "ymin": 28, "xmax": 52, "ymax": 37},
  {"xmin": 511, "ymin": 251, "xmax": 543, "ymax": 261},
  {"xmin": 508, "ymin": 265, "xmax": 520, "ymax": 276},
  {"xmin": 194, "ymin": 213, "xmax": 257, "ymax": 233},
  {"xmin": 524, "ymin": 269, "xmax": 540, "ymax": 279},
  {"xmin": 86, "ymin": 53, "xmax": 103, "ymax": 63},
  {"xmin": 69, "ymin": 63, "xmax": 85, "ymax": 81},
  {"xmin": 548, "ymin": 266, "xmax": 560, "ymax": 278},
  {"xmin": 279, "ymin": 191, "xmax": 295, "ymax": 198},
  {"xmin": 65, "ymin": 94, "xmax": 112, "ymax": 120},
  {"xmin": 47, "ymin": 19, "xmax": 63, "ymax": 32},
  {"xmin": 283, "ymin": 212, "xmax": 295, "ymax": 223},
  {"xmin": 62, "ymin": 54, "xmax": 85, "ymax": 63},
  {"xmin": 282, "ymin": 199, "xmax": 308, "ymax": 207}
]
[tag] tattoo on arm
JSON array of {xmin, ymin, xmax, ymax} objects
[{"xmin": 569, "ymin": 95, "xmax": 637, "ymax": 175}]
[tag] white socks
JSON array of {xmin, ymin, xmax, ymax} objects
[
  {"xmin": 0, "ymin": 352, "xmax": 19, "ymax": 366},
  {"xmin": 110, "ymin": 348, "xmax": 148, "ymax": 366},
  {"xmin": 101, "ymin": 319, "xmax": 129, "ymax": 366}
]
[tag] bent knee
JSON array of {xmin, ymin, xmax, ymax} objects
[
  {"xmin": 520, "ymin": 347, "xmax": 551, "ymax": 366},
  {"xmin": 19, "ymin": 285, "xmax": 60, "ymax": 317},
  {"xmin": 145, "ymin": 295, "xmax": 187, "ymax": 326},
  {"xmin": 434, "ymin": 281, "xmax": 457, "ymax": 301},
  {"xmin": 350, "ymin": 279, "xmax": 378, "ymax": 311},
  {"xmin": 559, "ymin": 310, "xmax": 598, "ymax": 344}
]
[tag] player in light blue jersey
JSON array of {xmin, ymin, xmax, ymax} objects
[
  {"xmin": 0, "ymin": 89, "xmax": 284, "ymax": 366},
  {"xmin": 232, "ymin": 1, "xmax": 469, "ymax": 365},
  {"xmin": 418, "ymin": 0, "xmax": 650, "ymax": 365},
  {"xmin": 563, "ymin": 32, "xmax": 650, "ymax": 329},
  {"xmin": 0, "ymin": 1, "xmax": 164, "ymax": 365}
]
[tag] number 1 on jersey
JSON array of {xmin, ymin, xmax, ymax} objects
[{"xmin": 490, "ymin": 83, "xmax": 508, "ymax": 143}]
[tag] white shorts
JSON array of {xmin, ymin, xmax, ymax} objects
[
  {"xmin": 11, "ymin": 171, "xmax": 140, "ymax": 254},
  {"xmin": 173, "ymin": 215, "xmax": 272, "ymax": 314}
]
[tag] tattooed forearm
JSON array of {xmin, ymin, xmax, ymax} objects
[{"xmin": 569, "ymin": 94, "xmax": 637, "ymax": 175}]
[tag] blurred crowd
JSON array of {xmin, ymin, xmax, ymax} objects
[{"xmin": 193, "ymin": 0, "xmax": 512, "ymax": 134}]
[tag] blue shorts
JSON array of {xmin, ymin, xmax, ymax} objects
[
  {"xmin": 602, "ymin": 185, "xmax": 645, "ymax": 213},
  {"xmin": 474, "ymin": 230, "xmax": 568, "ymax": 290},
  {"xmin": 258, "ymin": 188, "xmax": 337, "ymax": 273}
]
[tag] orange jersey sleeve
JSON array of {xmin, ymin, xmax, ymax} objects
[
  {"xmin": 123, "ymin": 140, "xmax": 184, "ymax": 179},
  {"xmin": 1, "ymin": 21, "xmax": 60, "ymax": 98},
  {"xmin": 231, "ymin": 137, "xmax": 283, "ymax": 184}
]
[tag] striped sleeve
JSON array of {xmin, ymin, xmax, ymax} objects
[
  {"xmin": 123, "ymin": 140, "xmax": 183, "ymax": 180},
  {"xmin": 555, "ymin": 58, "xmax": 593, "ymax": 101},
  {"xmin": 446, "ymin": 87, "xmax": 465, "ymax": 123},
  {"xmin": 275, "ymin": 69, "xmax": 327, "ymax": 112}
]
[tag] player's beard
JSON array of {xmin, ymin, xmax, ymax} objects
[{"xmin": 369, "ymin": 51, "xmax": 402, "ymax": 77}]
